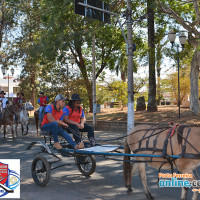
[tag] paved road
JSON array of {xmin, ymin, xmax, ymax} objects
[{"xmin": 0, "ymin": 125, "xmax": 195, "ymax": 200}]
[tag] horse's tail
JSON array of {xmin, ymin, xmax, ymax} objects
[{"xmin": 123, "ymin": 138, "xmax": 133, "ymax": 192}]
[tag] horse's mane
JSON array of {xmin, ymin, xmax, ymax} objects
[{"xmin": 177, "ymin": 124, "xmax": 200, "ymax": 145}]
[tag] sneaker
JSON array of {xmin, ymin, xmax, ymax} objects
[
  {"xmin": 89, "ymin": 137, "xmax": 95, "ymax": 147},
  {"xmin": 75, "ymin": 141, "xmax": 84, "ymax": 149}
]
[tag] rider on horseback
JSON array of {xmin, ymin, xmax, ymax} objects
[
  {"xmin": 41, "ymin": 94, "xmax": 84, "ymax": 150},
  {"xmin": 13, "ymin": 92, "xmax": 26, "ymax": 123},
  {"xmin": 38, "ymin": 91, "xmax": 49, "ymax": 124},
  {"xmin": 14, "ymin": 92, "xmax": 26, "ymax": 107},
  {"xmin": 0, "ymin": 91, "xmax": 8, "ymax": 121}
]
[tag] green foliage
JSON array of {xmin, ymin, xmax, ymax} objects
[
  {"xmin": 106, "ymin": 80, "xmax": 128, "ymax": 106},
  {"xmin": 161, "ymin": 67, "xmax": 190, "ymax": 103}
]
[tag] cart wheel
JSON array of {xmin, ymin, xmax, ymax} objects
[
  {"xmin": 75, "ymin": 155, "xmax": 96, "ymax": 176},
  {"xmin": 31, "ymin": 156, "xmax": 51, "ymax": 186}
]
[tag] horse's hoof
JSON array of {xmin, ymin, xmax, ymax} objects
[
  {"xmin": 145, "ymin": 193, "xmax": 154, "ymax": 200},
  {"xmin": 127, "ymin": 186, "xmax": 133, "ymax": 195},
  {"xmin": 127, "ymin": 190, "xmax": 133, "ymax": 195}
]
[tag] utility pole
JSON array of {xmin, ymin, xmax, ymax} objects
[
  {"xmin": 92, "ymin": 34, "xmax": 97, "ymax": 129},
  {"xmin": 8, "ymin": 73, "xmax": 9, "ymax": 98},
  {"xmin": 127, "ymin": 0, "xmax": 134, "ymax": 134}
]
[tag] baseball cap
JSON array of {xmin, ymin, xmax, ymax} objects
[{"xmin": 55, "ymin": 94, "xmax": 67, "ymax": 101}]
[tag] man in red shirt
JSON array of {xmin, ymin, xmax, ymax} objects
[
  {"xmin": 14, "ymin": 92, "xmax": 25, "ymax": 107},
  {"xmin": 63, "ymin": 94, "xmax": 95, "ymax": 147},
  {"xmin": 41, "ymin": 94, "xmax": 84, "ymax": 150},
  {"xmin": 38, "ymin": 92, "xmax": 49, "ymax": 122}
]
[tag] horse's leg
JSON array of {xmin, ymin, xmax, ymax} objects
[
  {"xmin": 11, "ymin": 125, "xmax": 14, "ymax": 139},
  {"xmin": 138, "ymin": 162, "xmax": 154, "ymax": 200},
  {"xmin": 180, "ymin": 171, "xmax": 198, "ymax": 200},
  {"xmin": 123, "ymin": 139, "xmax": 133, "ymax": 193},
  {"xmin": 15, "ymin": 123, "xmax": 18, "ymax": 138},
  {"xmin": 21, "ymin": 124, "xmax": 24, "ymax": 136},
  {"xmin": 180, "ymin": 179, "xmax": 189, "ymax": 200},
  {"xmin": 3, "ymin": 125, "xmax": 6, "ymax": 138},
  {"xmin": 25, "ymin": 121, "xmax": 29, "ymax": 135},
  {"xmin": 177, "ymin": 159, "xmax": 199, "ymax": 200}
]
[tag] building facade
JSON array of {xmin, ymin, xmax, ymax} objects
[{"xmin": 0, "ymin": 76, "xmax": 20, "ymax": 98}]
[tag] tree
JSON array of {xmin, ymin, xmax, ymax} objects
[
  {"xmin": 158, "ymin": 0, "xmax": 200, "ymax": 115},
  {"xmin": 162, "ymin": 68, "xmax": 190, "ymax": 104},
  {"xmin": 14, "ymin": 0, "xmax": 48, "ymax": 106},
  {"xmin": 147, "ymin": 0, "xmax": 157, "ymax": 111},
  {"xmin": 0, "ymin": 0, "xmax": 19, "ymax": 48}
]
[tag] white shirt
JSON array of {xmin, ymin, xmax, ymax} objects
[{"xmin": 0, "ymin": 97, "xmax": 8, "ymax": 108}]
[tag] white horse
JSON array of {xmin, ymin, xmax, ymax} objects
[{"xmin": 15, "ymin": 101, "xmax": 34, "ymax": 136}]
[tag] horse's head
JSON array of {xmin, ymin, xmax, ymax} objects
[
  {"xmin": 6, "ymin": 104, "xmax": 19, "ymax": 115},
  {"xmin": 24, "ymin": 101, "xmax": 34, "ymax": 111}
]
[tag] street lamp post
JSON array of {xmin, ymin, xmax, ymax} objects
[
  {"xmin": 168, "ymin": 30, "xmax": 187, "ymax": 119},
  {"xmin": 1, "ymin": 66, "xmax": 15, "ymax": 98}
]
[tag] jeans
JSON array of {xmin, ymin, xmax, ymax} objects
[
  {"xmin": 39, "ymin": 106, "xmax": 45, "ymax": 120},
  {"xmin": 42, "ymin": 121, "xmax": 77, "ymax": 148},
  {"xmin": 68, "ymin": 123, "xmax": 94, "ymax": 143}
]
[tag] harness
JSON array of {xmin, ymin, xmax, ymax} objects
[{"xmin": 127, "ymin": 122, "xmax": 200, "ymax": 183}]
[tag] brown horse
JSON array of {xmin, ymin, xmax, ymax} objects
[
  {"xmin": 34, "ymin": 109, "xmax": 39, "ymax": 136},
  {"xmin": 123, "ymin": 124, "xmax": 200, "ymax": 200},
  {"xmin": 0, "ymin": 104, "xmax": 20, "ymax": 138}
]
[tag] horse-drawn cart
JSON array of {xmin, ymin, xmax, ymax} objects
[
  {"xmin": 26, "ymin": 123, "xmax": 200, "ymax": 200},
  {"xmin": 26, "ymin": 129, "xmax": 180, "ymax": 187}
]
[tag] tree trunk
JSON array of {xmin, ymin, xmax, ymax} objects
[
  {"xmin": 30, "ymin": 70, "xmax": 36, "ymax": 107},
  {"xmin": 87, "ymin": 82, "xmax": 93, "ymax": 112},
  {"xmin": 190, "ymin": 50, "xmax": 200, "ymax": 115},
  {"xmin": 147, "ymin": 0, "xmax": 157, "ymax": 112},
  {"xmin": 156, "ymin": 44, "xmax": 162, "ymax": 105},
  {"xmin": 76, "ymin": 46, "xmax": 93, "ymax": 112},
  {"xmin": 121, "ymin": 71, "xmax": 126, "ymax": 82}
]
